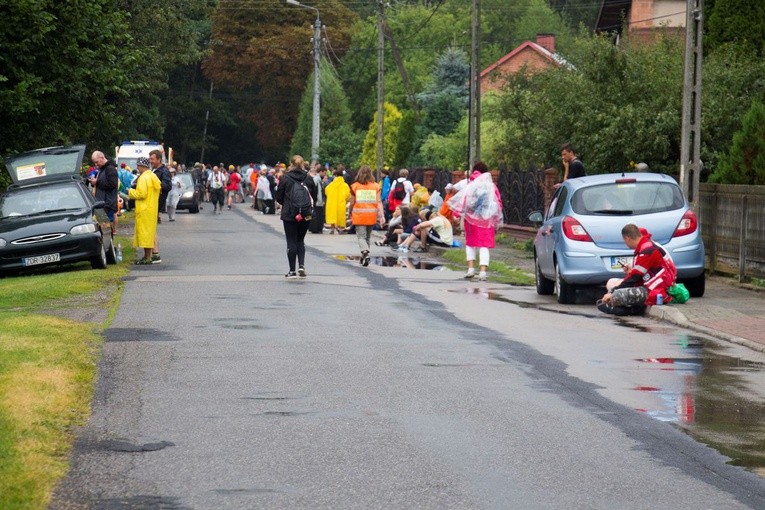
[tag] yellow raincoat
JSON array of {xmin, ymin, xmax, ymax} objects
[
  {"xmin": 325, "ymin": 177, "xmax": 350, "ymax": 228},
  {"xmin": 128, "ymin": 170, "xmax": 161, "ymax": 248}
]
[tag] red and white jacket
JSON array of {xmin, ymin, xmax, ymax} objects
[{"xmin": 614, "ymin": 228, "xmax": 677, "ymax": 305}]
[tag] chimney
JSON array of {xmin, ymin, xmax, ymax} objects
[{"xmin": 536, "ymin": 33, "xmax": 555, "ymax": 53}]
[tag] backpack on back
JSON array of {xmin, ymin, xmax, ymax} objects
[
  {"xmin": 392, "ymin": 179, "xmax": 406, "ymax": 200},
  {"xmin": 287, "ymin": 175, "xmax": 314, "ymax": 221}
]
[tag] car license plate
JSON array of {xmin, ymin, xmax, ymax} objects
[
  {"xmin": 23, "ymin": 253, "xmax": 60, "ymax": 267},
  {"xmin": 610, "ymin": 256, "xmax": 630, "ymax": 270}
]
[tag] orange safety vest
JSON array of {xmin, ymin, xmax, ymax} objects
[{"xmin": 351, "ymin": 182, "xmax": 380, "ymax": 226}]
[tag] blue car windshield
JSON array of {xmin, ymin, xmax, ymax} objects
[
  {"xmin": 0, "ymin": 184, "xmax": 87, "ymax": 219},
  {"xmin": 571, "ymin": 182, "xmax": 684, "ymax": 216}
]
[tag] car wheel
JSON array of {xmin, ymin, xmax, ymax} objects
[
  {"xmin": 555, "ymin": 261, "xmax": 576, "ymax": 304},
  {"xmin": 681, "ymin": 272, "xmax": 705, "ymax": 298},
  {"xmin": 91, "ymin": 241, "xmax": 108, "ymax": 269},
  {"xmin": 105, "ymin": 238, "xmax": 117, "ymax": 264},
  {"xmin": 535, "ymin": 255, "xmax": 554, "ymax": 295}
]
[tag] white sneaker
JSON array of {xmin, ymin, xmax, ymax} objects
[
  {"xmin": 464, "ymin": 269, "xmax": 475, "ymax": 279},
  {"xmin": 478, "ymin": 271, "xmax": 487, "ymax": 281},
  {"xmin": 398, "ymin": 246, "xmax": 409, "ymax": 253}
]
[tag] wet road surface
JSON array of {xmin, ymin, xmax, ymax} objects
[{"xmin": 52, "ymin": 207, "xmax": 765, "ymax": 509}]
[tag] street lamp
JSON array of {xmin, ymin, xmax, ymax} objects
[{"xmin": 286, "ymin": 0, "xmax": 321, "ymax": 163}]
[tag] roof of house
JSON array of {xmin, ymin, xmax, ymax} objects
[{"xmin": 480, "ymin": 41, "xmax": 566, "ymax": 79}]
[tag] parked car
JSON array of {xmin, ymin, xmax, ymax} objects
[
  {"xmin": 530, "ymin": 172, "xmax": 705, "ymax": 304},
  {"xmin": 0, "ymin": 145, "xmax": 116, "ymax": 276},
  {"xmin": 175, "ymin": 172, "xmax": 201, "ymax": 213}
]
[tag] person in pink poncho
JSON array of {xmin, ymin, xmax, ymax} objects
[{"xmin": 447, "ymin": 162, "xmax": 503, "ymax": 281}]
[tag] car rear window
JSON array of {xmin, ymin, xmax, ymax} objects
[
  {"xmin": 1, "ymin": 184, "xmax": 87, "ymax": 218},
  {"xmin": 570, "ymin": 181, "xmax": 684, "ymax": 216},
  {"xmin": 177, "ymin": 173, "xmax": 193, "ymax": 187}
]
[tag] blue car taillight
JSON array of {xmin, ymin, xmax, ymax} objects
[
  {"xmin": 672, "ymin": 210, "xmax": 698, "ymax": 237},
  {"xmin": 562, "ymin": 215, "xmax": 593, "ymax": 242}
]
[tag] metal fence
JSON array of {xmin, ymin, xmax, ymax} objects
[
  {"xmin": 406, "ymin": 165, "xmax": 546, "ymax": 226},
  {"xmin": 699, "ymin": 183, "xmax": 765, "ymax": 281}
]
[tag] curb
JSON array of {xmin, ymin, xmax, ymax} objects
[{"xmin": 648, "ymin": 305, "xmax": 765, "ymax": 354}]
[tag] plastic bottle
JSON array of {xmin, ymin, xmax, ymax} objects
[
  {"xmin": 656, "ymin": 293, "xmax": 663, "ymax": 305},
  {"xmin": 116, "ymin": 242, "xmax": 123, "ymax": 263}
]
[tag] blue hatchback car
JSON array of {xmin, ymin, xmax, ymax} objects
[{"xmin": 531, "ymin": 172, "xmax": 705, "ymax": 304}]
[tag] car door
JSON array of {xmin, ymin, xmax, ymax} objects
[{"xmin": 538, "ymin": 186, "xmax": 567, "ymax": 278}]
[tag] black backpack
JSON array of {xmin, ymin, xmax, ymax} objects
[
  {"xmin": 287, "ymin": 175, "xmax": 314, "ymax": 220},
  {"xmin": 392, "ymin": 179, "xmax": 406, "ymax": 200}
]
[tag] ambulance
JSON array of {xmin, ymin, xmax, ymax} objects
[{"xmin": 114, "ymin": 141, "xmax": 172, "ymax": 170}]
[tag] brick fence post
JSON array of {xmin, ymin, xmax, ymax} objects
[{"xmin": 543, "ymin": 168, "xmax": 559, "ymax": 211}]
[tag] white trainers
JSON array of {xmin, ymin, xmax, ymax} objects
[
  {"xmin": 464, "ymin": 269, "xmax": 475, "ymax": 279},
  {"xmin": 478, "ymin": 271, "xmax": 487, "ymax": 281},
  {"xmin": 297, "ymin": 266, "xmax": 307, "ymax": 278}
]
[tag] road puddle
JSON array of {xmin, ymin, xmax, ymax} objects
[
  {"xmin": 630, "ymin": 335, "xmax": 765, "ymax": 474},
  {"xmin": 445, "ymin": 287, "xmax": 765, "ymax": 475},
  {"xmin": 333, "ymin": 254, "xmax": 449, "ymax": 270}
]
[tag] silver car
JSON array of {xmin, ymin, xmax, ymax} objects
[{"xmin": 530, "ymin": 172, "xmax": 705, "ymax": 304}]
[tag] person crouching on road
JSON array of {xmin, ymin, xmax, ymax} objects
[
  {"xmin": 275, "ymin": 155, "xmax": 318, "ymax": 279},
  {"xmin": 598, "ymin": 223, "xmax": 677, "ymax": 316},
  {"xmin": 349, "ymin": 165, "xmax": 385, "ymax": 267},
  {"xmin": 128, "ymin": 157, "xmax": 161, "ymax": 265}
]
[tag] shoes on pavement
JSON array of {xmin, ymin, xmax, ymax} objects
[
  {"xmin": 134, "ymin": 258, "xmax": 152, "ymax": 265},
  {"xmin": 397, "ymin": 246, "xmax": 409, "ymax": 253},
  {"xmin": 374, "ymin": 240, "xmax": 386, "ymax": 246},
  {"xmin": 285, "ymin": 271, "xmax": 298, "ymax": 279},
  {"xmin": 411, "ymin": 245, "xmax": 428, "ymax": 253},
  {"xmin": 464, "ymin": 269, "xmax": 475, "ymax": 279},
  {"xmin": 297, "ymin": 266, "xmax": 307, "ymax": 278},
  {"xmin": 151, "ymin": 254, "xmax": 162, "ymax": 264},
  {"xmin": 361, "ymin": 251, "xmax": 370, "ymax": 267},
  {"xmin": 478, "ymin": 271, "xmax": 487, "ymax": 281}
]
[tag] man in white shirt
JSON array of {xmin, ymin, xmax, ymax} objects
[{"xmin": 394, "ymin": 168, "xmax": 415, "ymax": 205}]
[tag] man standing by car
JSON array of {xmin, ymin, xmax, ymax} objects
[
  {"xmin": 90, "ymin": 151, "xmax": 119, "ymax": 235},
  {"xmin": 561, "ymin": 143, "xmax": 585, "ymax": 181},
  {"xmin": 149, "ymin": 149, "xmax": 171, "ymax": 263}
]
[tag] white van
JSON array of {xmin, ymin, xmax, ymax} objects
[{"xmin": 114, "ymin": 141, "xmax": 172, "ymax": 170}]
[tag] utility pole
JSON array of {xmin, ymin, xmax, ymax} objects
[
  {"xmin": 286, "ymin": 0, "xmax": 321, "ymax": 163},
  {"xmin": 200, "ymin": 80, "xmax": 213, "ymax": 163},
  {"xmin": 376, "ymin": 0, "xmax": 385, "ymax": 179},
  {"xmin": 468, "ymin": 0, "xmax": 481, "ymax": 169},
  {"xmin": 382, "ymin": 19, "xmax": 420, "ymax": 121},
  {"xmin": 679, "ymin": 0, "xmax": 704, "ymax": 209}
]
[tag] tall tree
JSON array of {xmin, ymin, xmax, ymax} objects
[
  {"xmin": 417, "ymin": 48, "xmax": 470, "ymax": 136},
  {"xmin": 0, "ymin": 1, "xmax": 139, "ymax": 156},
  {"xmin": 290, "ymin": 58, "xmax": 355, "ymax": 160},
  {"xmin": 709, "ymin": 100, "xmax": 765, "ymax": 185},
  {"xmin": 359, "ymin": 102, "xmax": 404, "ymax": 168},
  {"xmin": 706, "ymin": 0, "xmax": 765, "ymax": 56},
  {"xmin": 204, "ymin": 0, "xmax": 358, "ymax": 156}
]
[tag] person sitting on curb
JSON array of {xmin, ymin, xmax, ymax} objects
[
  {"xmin": 598, "ymin": 223, "xmax": 677, "ymax": 316},
  {"xmin": 397, "ymin": 206, "xmax": 453, "ymax": 253}
]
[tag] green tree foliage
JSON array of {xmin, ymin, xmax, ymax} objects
[
  {"xmin": 706, "ymin": 0, "xmax": 765, "ymax": 56},
  {"xmin": 319, "ymin": 125, "xmax": 365, "ymax": 168},
  {"xmin": 359, "ymin": 102, "xmax": 403, "ymax": 168},
  {"xmin": 0, "ymin": 1, "xmax": 139, "ymax": 156},
  {"xmin": 491, "ymin": 32, "xmax": 684, "ymax": 174},
  {"xmin": 204, "ymin": 0, "xmax": 358, "ymax": 156},
  {"xmin": 709, "ymin": 100, "xmax": 765, "ymax": 185},
  {"xmin": 701, "ymin": 45, "xmax": 765, "ymax": 178},
  {"xmin": 418, "ymin": 116, "xmax": 469, "ymax": 170},
  {"xmin": 417, "ymin": 48, "xmax": 469, "ymax": 136},
  {"xmin": 394, "ymin": 110, "xmax": 417, "ymax": 168},
  {"xmin": 290, "ymin": 58, "xmax": 354, "ymax": 160}
]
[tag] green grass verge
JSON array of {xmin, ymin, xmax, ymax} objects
[
  {"xmin": 0, "ymin": 235, "xmax": 131, "ymax": 509},
  {"xmin": 440, "ymin": 248, "xmax": 535, "ymax": 286}
]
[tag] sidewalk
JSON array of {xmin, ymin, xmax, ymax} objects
[{"xmin": 647, "ymin": 276, "xmax": 765, "ymax": 353}]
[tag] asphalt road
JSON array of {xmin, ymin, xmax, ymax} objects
[{"xmin": 52, "ymin": 205, "xmax": 765, "ymax": 509}]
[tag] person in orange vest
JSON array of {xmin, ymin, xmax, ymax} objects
[{"xmin": 349, "ymin": 165, "xmax": 384, "ymax": 267}]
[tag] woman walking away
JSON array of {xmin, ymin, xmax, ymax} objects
[
  {"xmin": 275, "ymin": 155, "xmax": 318, "ymax": 279},
  {"xmin": 448, "ymin": 162, "xmax": 503, "ymax": 281},
  {"xmin": 350, "ymin": 165, "xmax": 385, "ymax": 266}
]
